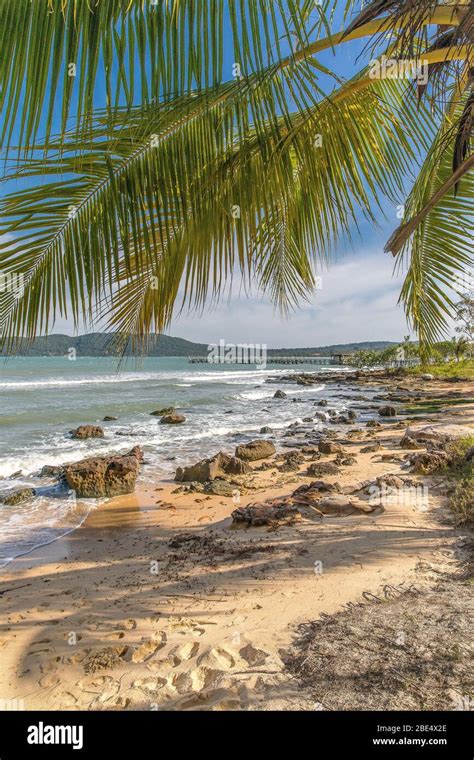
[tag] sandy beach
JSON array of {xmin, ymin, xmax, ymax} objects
[{"xmin": 1, "ymin": 374, "xmax": 472, "ymax": 711}]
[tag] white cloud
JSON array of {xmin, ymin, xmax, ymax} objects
[{"xmin": 169, "ymin": 247, "xmax": 413, "ymax": 347}]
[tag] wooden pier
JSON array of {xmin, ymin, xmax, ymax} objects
[{"xmin": 188, "ymin": 355, "xmax": 346, "ymax": 366}]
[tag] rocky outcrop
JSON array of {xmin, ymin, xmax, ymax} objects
[
  {"xmin": 175, "ymin": 452, "xmax": 250, "ymax": 482},
  {"xmin": 410, "ymin": 451, "xmax": 450, "ymax": 475},
  {"xmin": 231, "ymin": 502, "xmax": 301, "ymax": 527},
  {"xmin": 160, "ymin": 414, "xmax": 186, "ymax": 425},
  {"xmin": 1, "ymin": 487, "xmax": 35, "ymax": 506},
  {"xmin": 235, "ymin": 440, "xmax": 276, "ymax": 462},
  {"xmin": 225, "ymin": 457, "xmax": 251, "ymax": 475},
  {"xmin": 63, "ymin": 446, "xmax": 143, "ymax": 498},
  {"xmin": 71, "ymin": 425, "xmax": 104, "ymax": 439}
]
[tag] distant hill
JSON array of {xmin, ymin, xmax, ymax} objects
[{"xmin": 1, "ymin": 334, "xmax": 397, "ymax": 357}]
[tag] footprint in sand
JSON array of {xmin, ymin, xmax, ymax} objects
[
  {"xmin": 172, "ymin": 687, "xmax": 242, "ymax": 711},
  {"xmin": 132, "ymin": 676, "xmax": 167, "ymax": 692},
  {"xmin": 168, "ymin": 671, "xmax": 194, "ymax": 694},
  {"xmin": 197, "ymin": 647, "xmax": 236, "ymax": 670},
  {"xmin": 39, "ymin": 673, "xmax": 61, "ymax": 688},
  {"xmin": 175, "ymin": 642, "xmax": 200, "ymax": 662},
  {"xmin": 131, "ymin": 635, "xmax": 165, "ymax": 664},
  {"xmin": 190, "ymin": 666, "xmax": 223, "ymax": 692},
  {"xmin": 39, "ymin": 657, "xmax": 62, "ymax": 673}
]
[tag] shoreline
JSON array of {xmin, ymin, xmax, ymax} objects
[{"xmin": 1, "ymin": 372, "xmax": 472, "ymax": 710}]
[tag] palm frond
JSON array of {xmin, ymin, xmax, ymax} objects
[{"xmin": 393, "ymin": 82, "xmax": 474, "ymax": 346}]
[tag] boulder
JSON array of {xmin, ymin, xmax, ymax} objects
[
  {"xmin": 160, "ymin": 414, "xmax": 186, "ymax": 425},
  {"xmin": 318, "ymin": 440, "xmax": 346, "ymax": 455},
  {"xmin": 103, "ymin": 416, "xmax": 118, "ymax": 422},
  {"xmin": 151, "ymin": 407, "xmax": 175, "ymax": 417},
  {"xmin": 235, "ymin": 440, "xmax": 276, "ymax": 462},
  {"xmin": 314, "ymin": 412, "xmax": 327, "ymax": 422},
  {"xmin": 307, "ymin": 462, "xmax": 340, "ymax": 477},
  {"xmin": 273, "ymin": 390, "xmax": 287, "ymax": 399},
  {"xmin": 225, "ymin": 457, "xmax": 251, "ymax": 475},
  {"xmin": 175, "ymin": 452, "xmax": 232, "ymax": 483},
  {"xmin": 40, "ymin": 465, "xmax": 63, "ymax": 478},
  {"xmin": 347, "ymin": 410, "xmax": 358, "ymax": 420},
  {"xmin": 260, "ymin": 426, "xmax": 273, "ymax": 434},
  {"xmin": 71, "ymin": 425, "xmax": 104, "ymax": 440},
  {"xmin": 1, "ymin": 487, "xmax": 35, "ymax": 506},
  {"xmin": 378, "ymin": 406, "xmax": 397, "ymax": 417},
  {"xmin": 421, "ymin": 374, "xmax": 434, "ymax": 381},
  {"xmin": 63, "ymin": 447, "xmax": 143, "ymax": 498},
  {"xmin": 366, "ymin": 420, "xmax": 382, "ymax": 429},
  {"xmin": 316, "ymin": 400, "xmax": 328, "ymax": 407}
]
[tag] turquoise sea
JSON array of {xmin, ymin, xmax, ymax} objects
[{"xmin": 0, "ymin": 356, "xmax": 349, "ymax": 567}]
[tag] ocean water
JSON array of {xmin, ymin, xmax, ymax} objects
[{"xmin": 0, "ymin": 356, "xmax": 352, "ymax": 567}]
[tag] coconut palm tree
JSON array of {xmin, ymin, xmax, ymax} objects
[{"xmin": 0, "ymin": 0, "xmax": 472, "ymax": 353}]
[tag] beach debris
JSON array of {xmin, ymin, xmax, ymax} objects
[
  {"xmin": 239, "ymin": 643, "xmax": 269, "ymax": 667},
  {"xmin": 235, "ymin": 440, "xmax": 276, "ymax": 462},
  {"xmin": 70, "ymin": 425, "xmax": 104, "ymax": 439},
  {"xmin": 232, "ymin": 478, "xmax": 380, "ymax": 526},
  {"xmin": 82, "ymin": 647, "xmax": 129, "ymax": 675},
  {"xmin": 1, "ymin": 487, "xmax": 36, "ymax": 506},
  {"xmin": 160, "ymin": 413, "xmax": 186, "ymax": 425},
  {"xmin": 63, "ymin": 446, "xmax": 143, "ymax": 498}
]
